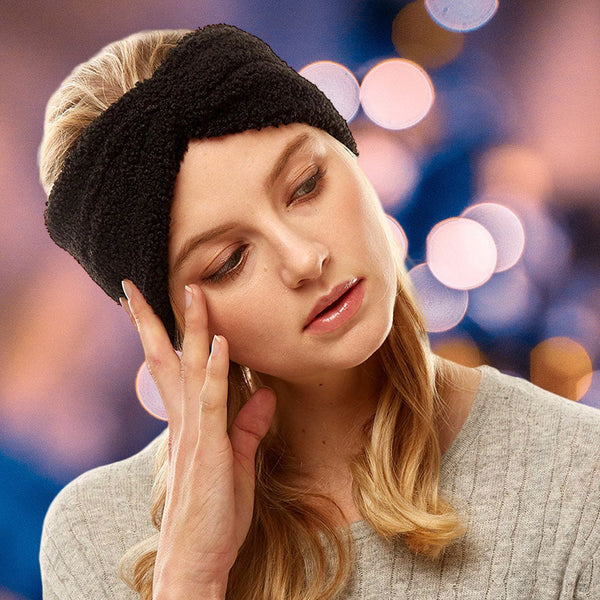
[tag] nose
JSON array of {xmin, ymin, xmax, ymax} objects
[{"xmin": 274, "ymin": 226, "xmax": 329, "ymax": 288}]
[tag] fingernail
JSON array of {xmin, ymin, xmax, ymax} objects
[
  {"xmin": 121, "ymin": 280, "xmax": 132, "ymax": 301},
  {"xmin": 121, "ymin": 280, "xmax": 136, "ymax": 319},
  {"xmin": 185, "ymin": 285, "xmax": 193, "ymax": 309},
  {"xmin": 211, "ymin": 335, "xmax": 222, "ymax": 356}
]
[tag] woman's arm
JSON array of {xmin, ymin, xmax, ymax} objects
[{"xmin": 123, "ymin": 281, "xmax": 276, "ymax": 599}]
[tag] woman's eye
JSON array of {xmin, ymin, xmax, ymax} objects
[
  {"xmin": 296, "ymin": 175, "xmax": 317, "ymax": 196},
  {"xmin": 290, "ymin": 167, "xmax": 324, "ymax": 203},
  {"xmin": 205, "ymin": 245, "xmax": 248, "ymax": 284}
]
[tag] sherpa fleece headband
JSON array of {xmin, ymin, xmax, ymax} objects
[{"xmin": 45, "ymin": 24, "xmax": 357, "ymax": 345}]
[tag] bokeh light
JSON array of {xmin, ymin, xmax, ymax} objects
[
  {"xmin": 425, "ymin": 0, "xmax": 498, "ymax": 32},
  {"xmin": 577, "ymin": 371, "xmax": 600, "ymax": 409},
  {"xmin": 360, "ymin": 59, "xmax": 435, "ymax": 130},
  {"xmin": 392, "ymin": 0, "xmax": 465, "ymax": 69},
  {"xmin": 4, "ymin": 4, "xmax": 600, "ymax": 599},
  {"xmin": 462, "ymin": 202, "xmax": 525, "ymax": 272},
  {"xmin": 136, "ymin": 361, "xmax": 169, "ymax": 421},
  {"xmin": 530, "ymin": 337, "xmax": 593, "ymax": 401},
  {"xmin": 431, "ymin": 333, "xmax": 484, "ymax": 367},
  {"xmin": 299, "ymin": 60, "xmax": 360, "ymax": 122},
  {"xmin": 426, "ymin": 217, "xmax": 497, "ymax": 289},
  {"xmin": 476, "ymin": 145, "xmax": 553, "ymax": 204},
  {"xmin": 354, "ymin": 126, "xmax": 420, "ymax": 209},
  {"xmin": 408, "ymin": 263, "xmax": 469, "ymax": 332},
  {"xmin": 385, "ymin": 214, "xmax": 409, "ymax": 262},
  {"xmin": 467, "ymin": 265, "xmax": 541, "ymax": 333}
]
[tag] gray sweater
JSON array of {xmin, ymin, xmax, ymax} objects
[{"xmin": 40, "ymin": 366, "xmax": 600, "ymax": 598}]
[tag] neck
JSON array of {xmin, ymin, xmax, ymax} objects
[
  {"xmin": 256, "ymin": 355, "xmax": 481, "ymax": 526},
  {"xmin": 259, "ymin": 353, "xmax": 382, "ymax": 479}
]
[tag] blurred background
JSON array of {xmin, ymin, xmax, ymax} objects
[{"xmin": 1, "ymin": 0, "xmax": 599, "ymax": 597}]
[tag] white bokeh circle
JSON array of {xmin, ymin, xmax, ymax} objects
[
  {"xmin": 299, "ymin": 61, "xmax": 360, "ymax": 122},
  {"xmin": 425, "ymin": 0, "xmax": 498, "ymax": 32},
  {"xmin": 360, "ymin": 59, "xmax": 435, "ymax": 130},
  {"xmin": 462, "ymin": 202, "xmax": 525, "ymax": 272},
  {"xmin": 426, "ymin": 217, "xmax": 497, "ymax": 290},
  {"xmin": 408, "ymin": 263, "xmax": 469, "ymax": 332}
]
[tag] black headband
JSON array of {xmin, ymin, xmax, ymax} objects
[{"xmin": 45, "ymin": 24, "xmax": 357, "ymax": 345}]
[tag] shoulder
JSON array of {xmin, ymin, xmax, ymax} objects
[
  {"xmin": 479, "ymin": 365, "xmax": 600, "ymax": 452},
  {"xmin": 42, "ymin": 427, "xmax": 166, "ymax": 537},
  {"xmin": 472, "ymin": 365, "xmax": 600, "ymax": 480},
  {"xmin": 444, "ymin": 367, "xmax": 600, "ymax": 589},
  {"xmin": 478, "ymin": 367, "xmax": 600, "ymax": 554},
  {"xmin": 40, "ymin": 429, "xmax": 167, "ymax": 599}
]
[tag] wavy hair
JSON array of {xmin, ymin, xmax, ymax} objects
[{"xmin": 39, "ymin": 28, "xmax": 465, "ymax": 600}]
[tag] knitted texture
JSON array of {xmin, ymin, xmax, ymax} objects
[
  {"xmin": 44, "ymin": 24, "xmax": 357, "ymax": 344},
  {"xmin": 39, "ymin": 367, "xmax": 600, "ymax": 598}
]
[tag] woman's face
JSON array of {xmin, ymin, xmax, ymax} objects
[{"xmin": 168, "ymin": 123, "xmax": 397, "ymax": 383}]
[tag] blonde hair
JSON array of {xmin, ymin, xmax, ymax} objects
[{"xmin": 39, "ymin": 28, "xmax": 465, "ymax": 600}]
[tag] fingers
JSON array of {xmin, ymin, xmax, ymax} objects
[
  {"xmin": 230, "ymin": 387, "xmax": 277, "ymax": 496},
  {"xmin": 121, "ymin": 280, "xmax": 181, "ymax": 424},
  {"xmin": 122, "ymin": 280, "xmax": 268, "ymax": 468},
  {"xmin": 123, "ymin": 279, "xmax": 277, "ymax": 570},
  {"xmin": 180, "ymin": 284, "xmax": 211, "ymax": 428},
  {"xmin": 198, "ymin": 335, "xmax": 231, "ymax": 444},
  {"xmin": 122, "ymin": 279, "xmax": 226, "ymax": 441},
  {"xmin": 118, "ymin": 297, "xmax": 137, "ymax": 329}
]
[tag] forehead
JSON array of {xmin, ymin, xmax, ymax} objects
[
  {"xmin": 172, "ymin": 123, "xmax": 330, "ymax": 211},
  {"xmin": 179, "ymin": 123, "xmax": 325, "ymax": 179},
  {"xmin": 168, "ymin": 123, "xmax": 335, "ymax": 261}
]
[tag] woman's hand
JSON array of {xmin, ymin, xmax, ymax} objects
[{"xmin": 121, "ymin": 280, "xmax": 277, "ymax": 600}]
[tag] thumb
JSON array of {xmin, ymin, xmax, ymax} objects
[{"xmin": 230, "ymin": 387, "xmax": 277, "ymax": 479}]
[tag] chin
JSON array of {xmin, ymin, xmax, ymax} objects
[
  {"xmin": 250, "ymin": 325, "xmax": 389, "ymax": 382},
  {"xmin": 326, "ymin": 310, "xmax": 394, "ymax": 370},
  {"xmin": 245, "ymin": 297, "xmax": 395, "ymax": 381}
]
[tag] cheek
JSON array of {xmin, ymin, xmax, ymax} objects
[
  {"xmin": 203, "ymin": 291, "xmax": 276, "ymax": 366},
  {"xmin": 342, "ymin": 179, "xmax": 397, "ymax": 301},
  {"xmin": 341, "ymin": 180, "xmax": 391, "ymax": 264}
]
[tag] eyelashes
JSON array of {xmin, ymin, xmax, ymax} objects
[
  {"xmin": 203, "ymin": 166, "xmax": 326, "ymax": 285},
  {"xmin": 204, "ymin": 244, "xmax": 249, "ymax": 284},
  {"xmin": 288, "ymin": 166, "xmax": 325, "ymax": 206}
]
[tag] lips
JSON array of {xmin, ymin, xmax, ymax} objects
[{"xmin": 303, "ymin": 278, "xmax": 361, "ymax": 329}]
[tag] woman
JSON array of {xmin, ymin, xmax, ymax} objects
[{"xmin": 39, "ymin": 25, "xmax": 600, "ymax": 600}]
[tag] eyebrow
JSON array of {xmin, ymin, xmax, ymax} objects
[
  {"xmin": 172, "ymin": 224, "xmax": 235, "ymax": 274},
  {"xmin": 265, "ymin": 132, "xmax": 314, "ymax": 190},
  {"xmin": 172, "ymin": 132, "xmax": 317, "ymax": 274}
]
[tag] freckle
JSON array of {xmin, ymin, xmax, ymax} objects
[
  {"xmin": 318, "ymin": 383, "xmax": 323, "ymax": 387},
  {"xmin": 301, "ymin": 428, "xmax": 306, "ymax": 434},
  {"xmin": 322, "ymin": 440, "xmax": 326, "ymax": 445}
]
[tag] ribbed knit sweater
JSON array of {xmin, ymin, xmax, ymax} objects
[{"xmin": 40, "ymin": 366, "xmax": 600, "ymax": 598}]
